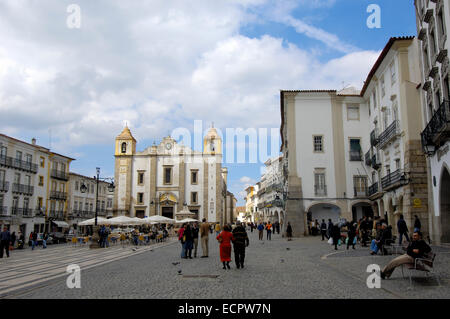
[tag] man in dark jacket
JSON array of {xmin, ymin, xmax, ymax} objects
[
  {"xmin": 320, "ymin": 219, "xmax": 328, "ymax": 241},
  {"xmin": 232, "ymin": 222, "xmax": 249, "ymax": 269},
  {"xmin": 192, "ymin": 223, "xmax": 200, "ymax": 258},
  {"xmin": 327, "ymin": 219, "xmax": 333, "ymax": 239},
  {"xmin": 397, "ymin": 214, "xmax": 410, "ymax": 244},
  {"xmin": 381, "ymin": 231, "xmax": 431, "ymax": 279},
  {"xmin": 0, "ymin": 226, "xmax": 11, "ymax": 258}
]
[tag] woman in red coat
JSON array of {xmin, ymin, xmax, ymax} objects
[{"xmin": 216, "ymin": 225, "xmax": 234, "ymax": 269}]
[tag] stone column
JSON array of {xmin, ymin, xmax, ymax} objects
[{"xmin": 285, "ymin": 175, "xmax": 306, "ymax": 237}]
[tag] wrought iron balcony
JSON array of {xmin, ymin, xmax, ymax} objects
[
  {"xmin": 12, "ymin": 183, "xmax": 34, "ymax": 195},
  {"xmin": 378, "ymin": 121, "xmax": 399, "ymax": 149},
  {"xmin": 370, "ymin": 129, "xmax": 379, "ymax": 147},
  {"xmin": 0, "ymin": 206, "xmax": 9, "ymax": 217},
  {"xmin": 381, "ymin": 169, "xmax": 406, "ymax": 190},
  {"xmin": 21, "ymin": 208, "xmax": 34, "ymax": 218},
  {"xmin": 0, "ymin": 181, "xmax": 9, "ymax": 192},
  {"xmin": 368, "ymin": 182, "xmax": 379, "ymax": 196},
  {"xmin": 48, "ymin": 210, "xmax": 65, "ymax": 220},
  {"xmin": 314, "ymin": 185, "xmax": 327, "ymax": 196},
  {"xmin": 0, "ymin": 155, "xmax": 38, "ymax": 173},
  {"xmin": 371, "ymin": 152, "xmax": 381, "ymax": 170},
  {"xmin": 365, "ymin": 150, "xmax": 372, "ymax": 166},
  {"xmin": 50, "ymin": 169, "xmax": 69, "ymax": 181},
  {"xmin": 421, "ymin": 100, "xmax": 450, "ymax": 154},
  {"xmin": 349, "ymin": 150, "xmax": 362, "ymax": 161},
  {"xmin": 97, "ymin": 209, "xmax": 107, "ymax": 216},
  {"xmin": 49, "ymin": 190, "xmax": 68, "ymax": 201}
]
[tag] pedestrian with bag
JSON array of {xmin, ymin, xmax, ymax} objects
[
  {"xmin": 330, "ymin": 223, "xmax": 341, "ymax": 251},
  {"xmin": 217, "ymin": 225, "xmax": 234, "ymax": 270},
  {"xmin": 346, "ymin": 221, "xmax": 357, "ymax": 250},
  {"xmin": 178, "ymin": 223, "xmax": 187, "ymax": 258},
  {"xmin": 232, "ymin": 221, "xmax": 249, "ymax": 269}
]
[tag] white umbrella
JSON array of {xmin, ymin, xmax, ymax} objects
[
  {"xmin": 78, "ymin": 217, "xmax": 109, "ymax": 226},
  {"xmin": 106, "ymin": 216, "xmax": 136, "ymax": 226},
  {"xmin": 176, "ymin": 218, "xmax": 198, "ymax": 223},
  {"xmin": 146, "ymin": 215, "xmax": 175, "ymax": 223}
]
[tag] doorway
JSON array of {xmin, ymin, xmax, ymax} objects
[
  {"xmin": 162, "ymin": 207, "xmax": 174, "ymax": 219},
  {"xmin": 440, "ymin": 167, "xmax": 450, "ymax": 243}
]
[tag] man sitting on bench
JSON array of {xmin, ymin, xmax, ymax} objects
[{"xmin": 380, "ymin": 231, "xmax": 431, "ymax": 279}]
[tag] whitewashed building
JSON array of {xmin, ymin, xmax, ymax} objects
[
  {"xmin": 415, "ymin": 0, "xmax": 450, "ymax": 243},
  {"xmin": 0, "ymin": 134, "xmax": 74, "ymax": 238},
  {"xmin": 67, "ymin": 172, "xmax": 111, "ymax": 230},
  {"xmin": 280, "ymin": 88, "xmax": 373, "ymax": 236},
  {"xmin": 257, "ymin": 156, "xmax": 285, "ymax": 224},
  {"xmin": 113, "ymin": 126, "xmax": 231, "ymax": 223},
  {"xmin": 362, "ymin": 36, "xmax": 428, "ymax": 239}
]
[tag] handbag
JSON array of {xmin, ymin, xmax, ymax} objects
[{"xmin": 327, "ymin": 237, "xmax": 333, "ymax": 245}]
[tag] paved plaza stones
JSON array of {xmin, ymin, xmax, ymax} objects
[{"xmin": 1, "ymin": 231, "xmax": 449, "ymax": 299}]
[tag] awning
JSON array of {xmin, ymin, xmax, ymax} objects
[{"xmin": 52, "ymin": 220, "xmax": 69, "ymax": 228}]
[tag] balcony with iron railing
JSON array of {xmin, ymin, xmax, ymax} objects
[
  {"xmin": 421, "ymin": 100, "xmax": 450, "ymax": 154},
  {"xmin": 50, "ymin": 169, "xmax": 69, "ymax": 181},
  {"xmin": 48, "ymin": 210, "xmax": 65, "ymax": 220},
  {"xmin": 97, "ymin": 209, "xmax": 107, "ymax": 217},
  {"xmin": 349, "ymin": 150, "xmax": 362, "ymax": 162},
  {"xmin": 378, "ymin": 121, "xmax": 399, "ymax": 149},
  {"xmin": 0, "ymin": 206, "xmax": 9, "ymax": 217},
  {"xmin": 368, "ymin": 182, "xmax": 379, "ymax": 196},
  {"xmin": 12, "ymin": 183, "xmax": 34, "ymax": 196},
  {"xmin": 370, "ymin": 129, "xmax": 379, "ymax": 147},
  {"xmin": 314, "ymin": 185, "xmax": 327, "ymax": 197},
  {"xmin": 0, "ymin": 155, "xmax": 38, "ymax": 173},
  {"xmin": 49, "ymin": 190, "xmax": 68, "ymax": 201},
  {"xmin": 0, "ymin": 181, "xmax": 9, "ymax": 192},
  {"xmin": 381, "ymin": 169, "xmax": 406, "ymax": 190}
]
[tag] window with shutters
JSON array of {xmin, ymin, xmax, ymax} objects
[{"xmin": 314, "ymin": 172, "xmax": 326, "ymax": 196}]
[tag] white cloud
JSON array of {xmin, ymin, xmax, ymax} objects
[{"xmin": 0, "ymin": 0, "xmax": 378, "ymax": 156}]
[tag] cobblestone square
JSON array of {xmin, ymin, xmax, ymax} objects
[{"xmin": 1, "ymin": 231, "xmax": 449, "ymax": 299}]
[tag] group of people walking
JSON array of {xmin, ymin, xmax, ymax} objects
[{"xmin": 178, "ymin": 219, "xmax": 250, "ymax": 269}]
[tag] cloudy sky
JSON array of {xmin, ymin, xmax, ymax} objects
[{"xmin": 0, "ymin": 0, "xmax": 417, "ymax": 205}]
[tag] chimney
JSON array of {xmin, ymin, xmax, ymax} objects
[{"xmin": 31, "ymin": 138, "xmax": 36, "ymax": 145}]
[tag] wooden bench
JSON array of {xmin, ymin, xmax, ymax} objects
[{"xmin": 401, "ymin": 252, "xmax": 440, "ymax": 287}]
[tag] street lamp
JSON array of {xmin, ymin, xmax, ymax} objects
[{"xmin": 80, "ymin": 167, "xmax": 115, "ymax": 249}]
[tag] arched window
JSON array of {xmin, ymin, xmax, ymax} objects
[{"xmin": 121, "ymin": 142, "xmax": 127, "ymax": 153}]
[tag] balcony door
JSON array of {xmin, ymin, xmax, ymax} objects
[{"xmin": 440, "ymin": 168, "xmax": 450, "ymax": 243}]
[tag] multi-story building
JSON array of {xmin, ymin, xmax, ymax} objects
[
  {"xmin": 113, "ymin": 125, "xmax": 231, "ymax": 223},
  {"xmin": 280, "ymin": 36, "xmax": 429, "ymax": 238},
  {"xmin": 256, "ymin": 156, "xmax": 285, "ymax": 224},
  {"xmin": 67, "ymin": 172, "xmax": 111, "ymax": 229},
  {"xmin": 0, "ymin": 134, "xmax": 74, "ymax": 237},
  {"xmin": 362, "ymin": 36, "xmax": 428, "ymax": 239},
  {"xmin": 415, "ymin": 0, "xmax": 450, "ymax": 243},
  {"xmin": 280, "ymin": 88, "xmax": 374, "ymax": 236},
  {"xmin": 244, "ymin": 184, "xmax": 259, "ymax": 222}
]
